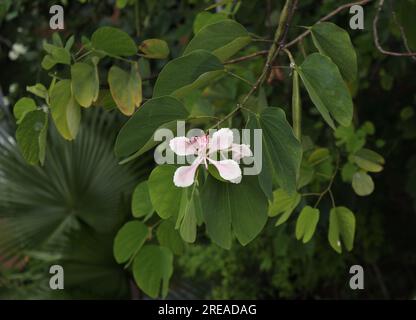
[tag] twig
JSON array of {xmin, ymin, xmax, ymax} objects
[
  {"xmin": 286, "ymin": 0, "xmax": 373, "ymax": 48},
  {"xmin": 373, "ymin": 0, "xmax": 416, "ymax": 57},
  {"xmin": 391, "ymin": 3, "xmax": 416, "ymax": 60},
  {"xmin": 224, "ymin": 50, "xmax": 268, "ymax": 65},
  {"xmin": 224, "ymin": 0, "xmax": 373, "ymax": 65},
  {"xmin": 214, "ymin": 0, "xmax": 298, "ymax": 128},
  {"xmin": 225, "ymin": 69, "xmax": 254, "ymax": 86}
]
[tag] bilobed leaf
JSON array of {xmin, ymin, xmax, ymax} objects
[
  {"xmin": 297, "ymin": 53, "xmax": 353, "ymax": 129},
  {"xmin": 352, "ymin": 171, "xmax": 374, "ymax": 196},
  {"xmin": 328, "ymin": 206, "xmax": 356, "ymax": 253},
  {"xmin": 296, "ymin": 206, "xmax": 320, "ymax": 243},
  {"xmin": 246, "ymin": 107, "xmax": 302, "ymax": 195},
  {"xmin": 113, "ymin": 221, "xmax": 148, "ymax": 264},
  {"xmin": 193, "ymin": 12, "xmax": 228, "ymax": 34},
  {"xmin": 176, "ymin": 185, "xmax": 202, "ymax": 243},
  {"xmin": 139, "ymin": 39, "xmax": 169, "ymax": 59},
  {"xmin": 153, "ymin": 50, "xmax": 223, "ymax": 98},
  {"xmin": 148, "ymin": 165, "xmax": 182, "ymax": 220},
  {"xmin": 132, "ymin": 245, "xmax": 173, "ymax": 298},
  {"xmin": 353, "ymin": 148, "xmax": 384, "ymax": 173},
  {"xmin": 71, "ymin": 62, "xmax": 99, "ymax": 108},
  {"xmin": 13, "ymin": 97, "xmax": 37, "ymax": 124},
  {"xmin": 91, "ymin": 26, "xmax": 137, "ymax": 57},
  {"xmin": 184, "ymin": 20, "xmax": 251, "ymax": 62},
  {"xmin": 16, "ymin": 110, "xmax": 48, "ymax": 165},
  {"xmin": 268, "ymin": 188, "xmax": 301, "ymax": 226},
  {"xmin": 156, "ymin": 220, "xmax": 185, "ymax": 255},
  {"xmin": 131, "ymin": 181, "xmax": 153, "ymax": 218},
  {"xmin": 311, "ymin": 22, "xmax": 357, "ymax": 83},
  {"xmin": 42, "ymin": 43, "xmax": 71, "ymax": 70},
  {"xmin": 108, "ymin": 64, "xmax": 142, "ymax": 116},
  {"xmin": 49, "ymin": 80, "xmax": 81, "ymax": 140},
  {"xmin": 114, "ymin": 96, "xmax": 189, "ymax": 158},
  {"xmin": 201, "ymin": 175, "xmax": 268, "ymax": 249}
]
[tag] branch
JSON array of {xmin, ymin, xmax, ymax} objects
[
  {"xmin": 224, "ymin": 50, "xmax": 268, "ymax": 65},
  {"xmin": 373, "ymin": 0, "xmax": 416, "ymax": 58},
  {"xmin": 286, "ymin": 0, "xmax": 373, "ymax": 48},
  {"xmin": 224, "ymin": 0, "xmax": 373, "ymax": 65},
  {"xmin": 214, "ymin": 0, "xmax": 298, "ymax": 128}
]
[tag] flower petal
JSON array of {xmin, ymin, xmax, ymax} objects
[
  {"xmin": 208, "ymin": 158, "xmax": 242, "ymax": 181},
  {"xmin": 209, "ymin": 128, "xmax": 233, "ymax": 153},
  {"xmin": 169, "ymin": 136, "xmax": 197, "ymax": 156},
  {"xmin": 173, "ymin": 157, "xmax": 203, "ymax": 187},
  {"xmin": 230, "ymin": 143, "xmax": 253, "ymax": 161}
]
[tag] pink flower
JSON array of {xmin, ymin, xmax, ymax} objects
[{"xmin": 169, "ymin": 128, "xmax": 253, "ymax": 187}]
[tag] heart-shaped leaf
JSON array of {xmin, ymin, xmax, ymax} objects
[
  {"xmin": 71, "ymin": 62, "xmax": 99, "ymax": 108},
  {"xmin": 132, "ymin": 245, "xmax": 173, "ymax": 298},
  {"xmin": 295, "ymin": 206, "xmax": 320, "ymax": 243},
  {"xmin": 328, "ymin": 206, "xmax": 356, "ymax": 253},
  {"xmin": 49, "ymin": 80, "xmax": 81, "ymax": 140}
]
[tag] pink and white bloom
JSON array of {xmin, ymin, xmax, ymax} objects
[{"xmin": 169, "ymin": 128, "xmax": 253, "ymax": 187}]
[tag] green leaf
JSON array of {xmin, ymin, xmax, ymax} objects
[
  {"xmin": 201, "ymin": 175, "xmax": 268, "ymax": 249},
  {"xmin": 71, "ymin": 62, "xmax": 100, "ymax": 108},
  {"xmin": 108, "ymin": 64, "xmax": 142, "ymax": 116},
  {"xmin": 113, "ymin": 220, "xmax": 148, "ymax": 264},
  {"xmin": 352, "ymin": 171, "xmax": 374, "ymax": 196},
  {"xmin": 26, "ymin": 83, "xmax": 48, "ymax": 99},
  {"xmin": 115, "ymin": 96, "xmax": 189, "ymax": 158},
  {"xmin": 132, "ymin": 245, "xmax": 173, "ymax": 298},
  {"xmin": 184, "ymin": 20, "xmax": 251, "ymax": 62},
  {"xmin": 328, "ymin": 207, "xmax": 356, "ymax": 253},
  {"xmin": 193, "ymin": 12, "xmax": 228, "ymax": 34},
  {"xmin": 307, "ymin": 148, "xmax": 330, "ymax": 166},
  {"xmin": 91, "ymin": 26, "xmax": 137, "ymax": 57},
  {"xmin": 156, "ymin": 220, "xmax": 185, "ymax": 255},
  {"xmin": 15, "ymin": 110, "xmax": 48, "ymax": 165},
  {"xmin": 353, "ymin": 148, "xmax": 384, "ymax": 173},
  {"xmin": 246, "ymin": 107, "xmax": 302, "ymax": 195},
  {"xmin": 148, "ymin": 165, "xmax": 182, "ymax": 219},
  {"xmin": 295, "ymin": 206, "xmax": 320, "ymax": 243},
  {"xmin": 311, "ymin": 22, "xmax": 357, "ymax": 83},
  {"xmin": 297, "ymin": 53, "xmax": 353, "ymax": 129},
  {"xmin": 153, "ymin": 50, "xmax": 223, "ymax": 98},
  {"xmin": 176, "ymin": 185, "xmax": 203, "ymax": 243},
  {"xmin": 49, "ymin": 80, "xmax": 81, "ymax": 140},
  {"xmin": 268, "ymin": 188, "xmax": 301, "ymax": 226},
  {"xmin": 41, "ymin": 43, "xmax": 71, "ymax": 70},
  {"xmin": 139, "ymin": 39, "xmax": 169, "ymax": 59},
  {"xmin": 132, "ymin": 181, "xmax": 154, "ymax": 218},
  {"xmin": 13, "ymin": 97, "xmax": 37, "ymax": 124}
]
